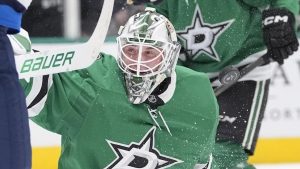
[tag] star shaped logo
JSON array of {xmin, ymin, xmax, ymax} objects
[
  {"xmin": 105, "ymin": 127, "xmax": 183, "ymax": 169},
  {"xmin": 177, "ymin": 5, "xmax": 234, "ymax": 62}
]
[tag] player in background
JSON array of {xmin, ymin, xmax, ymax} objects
[
  {"xmin": 127, "ymin": 0, "xmax": 299, "ymax": 168},
  {"xmin": 0, "ymin": 1, "xmax": 32, "ymax": 169},
  {"xmin": 16, "ymin": 9, "xmax": 219, "ymax": 169}
]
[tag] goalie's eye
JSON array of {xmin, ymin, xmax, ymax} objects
[
  {"xmin": 123, "ymin": 45, "xmax": 138, "ymax": 57},
  {"xmin": 142, "ymin": 47, "xmax": 162, "ymax": 60},
  {"xmin": 122, "ymin": 45, "xmax": 163, "ymax": 61}
]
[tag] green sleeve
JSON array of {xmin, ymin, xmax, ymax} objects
[
  {"xmin": 21, "ymin": 71, "xmax": 86, "ymax": 136},
  {"xmin": 21, "ymin": 54, "xmax": 116, "ymax": 137},
  {"xmin": 271, "ymin": 0, "xmax": 299, "ymax": 16},
  {"xmin": 241, "ymin": 0, "xmax": 271, "ymax": 8},
  {"xmin": 175, "ymin": 66, "xmax": 219, "ymax": 168},
  {"xmin": 242, "ymin": 0, "xmax": 299, "ymax": 16}
]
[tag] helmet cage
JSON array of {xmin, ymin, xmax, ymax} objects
[{"xmin": 117, "ymin": 37, "xmax": 178, "ymax": 78}]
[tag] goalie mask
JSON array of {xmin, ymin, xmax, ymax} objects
[{"xmin": 117, "ymin": 8, "xmax": 181, "ymax": 104}]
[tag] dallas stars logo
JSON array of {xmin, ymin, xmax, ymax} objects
[
  {"xmin": 177, "ymin": 5, "xmax": 234, "ymax": 62},
  {"xmin": 105, "ymin": 127, "xmax": 183, "ymax": 169}
]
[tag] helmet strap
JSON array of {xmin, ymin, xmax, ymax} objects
[
  {"xmin": 144, "ymin": 71, "xmax": 176, "ymax": 109},
  {"xmin": 144, "ymin": 79, "xmax": 169, "ymax": 109}
]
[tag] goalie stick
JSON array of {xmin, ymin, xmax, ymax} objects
[{"xmin": 15, "ymin": 0, "xmax": 114, "ymax": 79}]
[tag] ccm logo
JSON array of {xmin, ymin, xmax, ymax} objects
[{"xmin": 264, "ymin": 15, "xmax": 288, "ymax": 26}]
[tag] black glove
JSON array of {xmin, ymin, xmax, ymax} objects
[
  {"xmin": 262, "ymin": 8, "xmax": 299, "ymax": 65},
  {"xmin": 126, "ymin": 0, "xmax": 162, "ymax": 5}
]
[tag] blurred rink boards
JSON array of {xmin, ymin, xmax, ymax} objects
[{"xmin": 29, "ymin": 41, "xmax": 300, "ymax": 169}]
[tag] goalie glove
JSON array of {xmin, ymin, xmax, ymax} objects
[
  {"xmin": 126, "ymin": 0, "xmax": 162, "ymax": 5},
  {"xmin": 262, "ymin": 8, "xmax": 299, "ymax": 65}
]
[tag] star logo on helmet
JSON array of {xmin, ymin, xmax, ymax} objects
[
  {"xmin": 177, "ymin": 5, "xmax": 234, "ymax": 62},
  {"xmin": 105, "ymin": 127, "xmax": 183, "ymax": 169}
]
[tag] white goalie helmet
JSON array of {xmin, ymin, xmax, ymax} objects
[{"xmin": 117, "ymin": 7, "xmax": 181, "ymax": 104}]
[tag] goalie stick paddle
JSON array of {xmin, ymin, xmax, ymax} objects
[
  {"xmin": 15, "ymin": 0, "xmax": 115, "ymax": 79},
  {"xmin": 214, "ymin": 54, "xmax": 269, "ymax": 96}
]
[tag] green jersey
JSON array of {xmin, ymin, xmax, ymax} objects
[
  {"xmin": 22, "ymin": 54, "xmax": 219, "ymax": 169},
  {"xmin": 148, "ymin": 0, "xmax": 299, "ymax": 72}
]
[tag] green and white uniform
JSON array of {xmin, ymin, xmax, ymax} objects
[
  {"xmin": 148, "ymin": 0, "xmax": 298, "ymax": 74},
  {"xmin": 148, "ymin": 1, "xmax": 299, "ymax": 168},
  {"xmin": 21, "ymin": 54, "xmax": 219, "ymax": 169}
]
